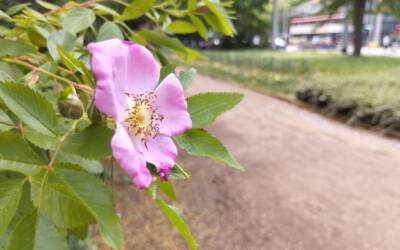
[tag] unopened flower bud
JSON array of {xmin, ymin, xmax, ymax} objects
[{"xmin": 58, "ymin": 96, "xmax": 84, "ymax": 120}]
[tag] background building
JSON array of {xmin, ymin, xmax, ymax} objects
[{"xmin": 288, "ymin": 0, "xmax": 400, "ymax": 50}]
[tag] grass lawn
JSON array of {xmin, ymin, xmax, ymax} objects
[{"xmin": 185, "ymin": 50, "xmax": 400, "ymax": 112}]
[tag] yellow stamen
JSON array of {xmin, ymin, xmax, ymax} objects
[{"xmin": 125, "ymin": 91, "xmax": 163, "ymax": 144}]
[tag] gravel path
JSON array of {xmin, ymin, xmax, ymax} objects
[{"xmin": 100, "ymin": 74, "xmax": 400, "ymax": 250}]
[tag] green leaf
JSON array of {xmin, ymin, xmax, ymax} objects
[
  {"xmin": 54, "ymin": 165, "xmax": 123, "ymax": 250},
  {"xmin": 166, "ymin": 21, "xmax": 197, "ymax": 34},
  {"xmin": 30, "ymin": 169, "xmax": 95, "ymax": 228},
  {"xmin": 24, "ymin": 8, "xmax": 46, "ymax": 22},
  {"xmin": 122, "ymin": 0, "xmax": 155, "ymax": 20},
  {"xmin": 169, "ymin": 164, "xmax": 190, "ymax": 180},
  {"xmin": 0, "ymin": 181, "xmax": 33, "ymax": 248},
  {"xmin": 57, "ymin": 46, "xmax": 86, "ymax": 75},
  {"xmin": 0, "ymin": 109, "xmax": 14, "ymax": 131},
  {"xmin": 98, "ymin": 22, "xmax": 124, "ymax": 41},
  {"xmin": 0, "ymin": 10, "xmax": 11, "ymax": 21},
  {"xmin": 204, "ymin": 0, "xmax": 235, "ymax": 36},
  {"xmin": 190, "ymin": 15, "xmax": 208, "ymax": 40},
  {"xmin": 188, "ymin": 0, "xmax": 198, "ymax": 11},
  {"xmin": 138, "ymin": 30, "xmax": 186, "ymax": 53},
  {"xmin": 0, "ymin": 131, "xmax": 45, "ymax": 165},
  {"xmin": 94, "ymin": 4, "xmax": 121, "ymax": 17},
  {"xmin": 47, "ymin": 30, "xmax": 75, "ymax": 61},
  {"xmin": 138, "ymin": 31, "xmax": 205, "ymax": 61},
  {"xmin": 156, "ymin": 199, "xmax": 198, "ymax": 250},
  {"xmin": 0, "ymin": 178, "xmax": 24, "ymax": 236},
  {"xmin": 56, "ymin": 46, "xmax": 93, "ymax": 86},
  {"xmin": 6, "ymin": 3, "xmax": 30, "ymax": 16},
  {"xmin": 36, "ymin": 0, "xmax": 58, "ymax": 10},
  {"xmin": 0, "ymin": 39, "xmax": 35, "ymax": 57},
  {"xmin": 56, "ymin": 153, "xmax": 103, "ymax": 174},
  {"xmin": 7, "ymin": 209, "xmax": 68, "ymax": 250},
  {"xmin": 62, "ymin": 8, "xmax": 96, "ymax": 35},
  {"xmin": 175, "ymin": 129, "xmax": 244, "ymax": 171},
  {"xmin": 156, "ymin": 179, "xmax": 176, "ymax": 201},
  {"xmin": 160, "ymin": 64, "xmax": 176, "ymax": 83},
  {"xmin": 0, "ymin": 160, "xmax": 42, "ymax": 176},
  {"xmin": 0, "ymin": 62, "xmax": 24, "ymax": 82},
  {"xmin": 68, "ymin": 224, "xmax": 89, "ymax": 240},
  {"xmin": 24, "ymin": 127, "xmax": 57, "ymax": 150},
  {"xmin": 61, "ymin": 125, "xmax": 113, "ymax": 159},
  {"xmin": 146, "ymin": 183, "xmax": 157, "ymax": 200},
  {"xmin": 185, "ymin": 48, "xmax": 207, "ymax": 61},
  {"xmin": 178, "ymin": 68, "xmax": 196, "ymax": 90},
  {"xmin": 187, "ymin": 92, "xmax": 243, "ymax": 128},
  {"xmin": 0, "ymin": 82, "xmax": 59, "ymax": 136}
]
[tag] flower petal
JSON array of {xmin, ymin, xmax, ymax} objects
[
  {"xmin": 155, "ymin": 74, "xmax": 192, "ymax": 136},
  {"xmin": 135, "ymin": 135, "xmax": 177, "ymax": 180},
  {"xmin": 88, "ymin": 39, "xmax": 129, "ymax": 121},
  {"xmin": 123, "ymin": 41, "xmax": 160, "ymax": 94},
  {"xmin": 111, "ymin": 123, "xmax": 154, "ymax": 189},
  {"xmin": 88, "ymin": 39, "xmax": 160, "ymax": 122}
]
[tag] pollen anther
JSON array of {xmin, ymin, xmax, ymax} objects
[{"xmin": 125, "ymin": 91, "xmax": 163, "ymax": 145}]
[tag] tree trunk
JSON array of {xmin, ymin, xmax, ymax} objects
[{"xmin": 352, "ymin": 0, "xmax": 366, "ymax": 57}]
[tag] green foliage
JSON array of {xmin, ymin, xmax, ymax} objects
[
  {"xmin": 166, "ymin": 21, "xmax": 197, "ymax": 34},
  {"xmin": 0, "ymin": 178, "xmax": 24, "ymax": 236},
  {"xmin": 122, "ymin": 0, "xmax": 156, "ymax": 20},
  {"xmin": 178, "ymin": 67, "xmax": 197, "ymax": 89},
  {"xmin": 188, "ymin": 50, "xmax": 400, "ymax": 111},
  {"xmin": 0, "ymin": 82, "xmax": 59, "ymax": 136},
  {"xmin": 0, "ymin": 0, "xmax": 242, "ymax": 249},
  {"xmin": 169, "ymin": 164, "xmax": 191, "ymax": 180},
  {"xmin": 98, "ymin": 22, "xmax": 124, "ymax": 41},
  {"xmin": 190, "ymin": 15, "xmax": 208, "ymax": 40},
  {"xmin": 0, "ymin": 39, "xmax": 35, "ymax": 57},
  {"xmin": 156, "ymin": 178, "xmax": 177, "ymax": 201},
  {"xmin": 30, "ymin": 170, "xmax": 95, "ymax": 228},
  {"xmin": 0, "ymin": 131, "xmax": 45, "ymax": 165},
  {"xmin": 7, "ymin": 209, "xmax": 69, "ymax": 250},
  {"xmin": 53, "ymin": 165, "xmax": 123, "ymax": 249},
  {"xmin": 0, "ymin": 160, "xmax": 42, "ymax": 176},
  {"xmin": 62, "ymin": 8, "xmax": 96, "ymax": 35},
  {"xmin": 160, "ymin": 63, "xmax": 177, "ymax": 83},
  {"xmin": 156, "ymin": 199, "xmax": 198, "ymax": 250},
  {"xmin": 220, "ymin": 0, "xmax": 271, "ymax": 48},
  {"xmin": 47, "ymin": 31, "xmax": 76, "ymax": 61},
  {"xmin": 175, "ymin": 128, "xmax": 244, "ymax": 171},
  {"xmin": 204, "ymin": 0, "xmax": 235, "ymax": 37},
  {"xmin": 61, "ymin": 125, "xmax": 113, "ymax": 159},
  {"xmin": 188, "ymin": 92, "xmax": 243, "ymax": 128},
  {"xmin": 0, "ymin": 109, "xmax": 14, "ymax": 131}
]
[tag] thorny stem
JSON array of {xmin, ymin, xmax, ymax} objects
[
  {"xmin": 3, "ymin": 58, "xmax": 94, "ymax": 94},
  {"xmin": 47, "ymin": 120, "xmax": 79, "ymax": 170},
  {"xmin": 58, "ymin": 66, "xmax": 82, "ymax": 84},
  {"xmin": 38, "ymin": 120, "xmax": 79, "ymax": 208},
  {"xmin": 17, "ymin": 120, "xmax": 24, "ymax": 138}
]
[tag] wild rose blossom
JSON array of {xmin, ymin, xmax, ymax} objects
[{"xmin": 88, "ymin": 39, "xmax": 192, "ymax": 189}]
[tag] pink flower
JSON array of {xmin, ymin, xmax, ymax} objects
[{"xmin": 88, "ymin": 39, "xmax": 192, "ymax": 189}]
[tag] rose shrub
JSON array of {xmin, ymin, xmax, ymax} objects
[{"xmin": 0, "ymin": 1, "xmax": 242, "ymax": 249}]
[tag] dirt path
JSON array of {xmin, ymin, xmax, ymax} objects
[{"xmin": 103, "ymin": 75, "xmax": 400, "ymax": 250}]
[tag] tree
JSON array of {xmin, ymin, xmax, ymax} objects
[
  {"xmin": 220, "ymin": 0, "xmax": 271, "ymax": 48},
  {"xmin": 352, "ymin": 0, "xmax": 366, "ymax": 56}
]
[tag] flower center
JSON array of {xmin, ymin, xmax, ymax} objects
[{"xmin": 125, "ymin": 91, "xmax": 163, "ymax": 144}]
